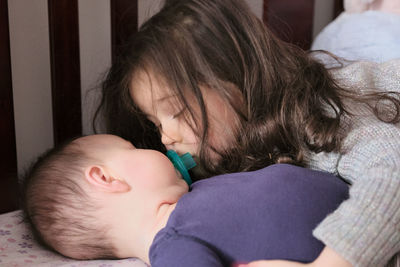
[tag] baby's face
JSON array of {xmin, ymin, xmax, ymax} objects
[
  {"xmin": 82, "ymin": 134, "xmax": 189, "ymax": 203},
  {"xmin": 76, "ymin": 135, "xmax": 189, "ymax": 259}
]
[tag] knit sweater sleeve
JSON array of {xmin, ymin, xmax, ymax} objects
[
  {"xmin": 313, "ymin": 120, "xmax": 400, "ymax": 267},
  {"xmin": 312, "ymin": 60, "xmax": 400, "ymax": 267}
]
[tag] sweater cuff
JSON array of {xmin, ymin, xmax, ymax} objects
[{"xmin": 313, "ymin": 168, "xmax": 400, "ymax": 267}]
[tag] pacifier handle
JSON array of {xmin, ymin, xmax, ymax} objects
[{"xmin": 166, "ymin": 150, "xmax": 196, "ymax": 185}]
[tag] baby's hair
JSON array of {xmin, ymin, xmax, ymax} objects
[
  {"xmin": 96, "ymin": 0, "xmax": 400, "ymax": 177},
  {"xmin": 20, "ymin": 137, "xmax": 116, "ymax": 259}
]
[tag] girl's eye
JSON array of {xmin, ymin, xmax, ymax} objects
[{"xmin": 172, "ymin": 108, "xmax": 186, "ymax": 119}]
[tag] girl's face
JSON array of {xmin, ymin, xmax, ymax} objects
[{"xmin": 130, "ymin": 71, "xmax": 238, "ymax": 160}]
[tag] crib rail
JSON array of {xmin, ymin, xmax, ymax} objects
[{"xmin": 0, "ymin": 0, "xmax": 18, "ymax": 214}]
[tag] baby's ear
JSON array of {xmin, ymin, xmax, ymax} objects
[{"xmin": 84, "ymin": 165, "xmax": 131, "ymax": 193}]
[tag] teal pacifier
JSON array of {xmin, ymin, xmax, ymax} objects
[{"xmin": 166, "ymin": 150, "xmax": 196, "ymax": 186}]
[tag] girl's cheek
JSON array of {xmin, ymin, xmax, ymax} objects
[
  {"xmin": 179, "ymin": 113, "xmax": 200, "ymax": 144},
  {"xmin": 209, "ymin": 115, "xmax": 237, "ymax": 149},
  {"xmin": 184, "ymin": 128, "xmax": 198, "ymax": 144}
]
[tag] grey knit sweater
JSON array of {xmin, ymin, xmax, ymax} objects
[{"xmin": 306, "ymin": 59, "xmax": 400, "ymax": 267}]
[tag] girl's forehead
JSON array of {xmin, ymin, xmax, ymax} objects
[
  {"xmin": 130, "ymin": 70, "xmax": 185, "ymax": 116},
  {"xmin": 130, "ymin": 70, "xmax": 172, "ymax": 100}
]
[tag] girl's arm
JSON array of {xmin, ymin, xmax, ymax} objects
[
  {"xmin": 236, "ymin": 246, "xmax": 352, "ymax": 267},
  {"xmin": 308, "ymin": 60, "xmax": 400, "ymax": 267}
]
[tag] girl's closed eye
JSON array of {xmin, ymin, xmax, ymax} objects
[
  {"xmin": 172, "ymin": 107, "xmax": 186, "ymax": 119},
  {"xmin": 159, "ymin": 98, "xmax": 186, "ymax": 120},
  {"xmin": 156, "ymin": 108, "xmax": 185, "ymax": 130}
]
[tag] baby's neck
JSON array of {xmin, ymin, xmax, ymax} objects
[{"xmin": 141, "ymin": 202, "xmax": 177, "ymax": 264}]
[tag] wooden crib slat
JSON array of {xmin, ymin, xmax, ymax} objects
[
  {"xmin": 334, "ymin": 0, "xmax": 345, "ymax": 18},
  {"xmin": 263, "ymin": 0, "xmax": 315, "ymax": 50},
  {"xmin": 48, "ymin": 0, "xmax": 82, "ymax": 145},
  {"xmin": 110, "ymin": 0, "xmax": 138, "ymax": 63},
  {"xmin": 0, "ymin": 0, "xmax": 18, "ymax": 213}
]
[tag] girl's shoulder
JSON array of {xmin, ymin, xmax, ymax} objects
[
  {"xmin": 306, "ymin": 117, "xmax": 400, "ymax": 183},
  {"xmin": 330, "ymin": 59, "xmax": 400, "ymax": 93}
]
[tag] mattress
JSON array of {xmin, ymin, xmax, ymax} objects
[{"xmin": 0, "ymin": 210, "xmax": 148, "ymax": 267}]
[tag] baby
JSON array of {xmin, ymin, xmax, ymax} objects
[{"xmin": 21, "ymin": 134, "xmax": 349, "ymax": 266}]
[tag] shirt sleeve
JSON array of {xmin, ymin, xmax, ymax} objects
[
  {"xmin": 150, "ymin": 233, "xmax": 225, "ymax": 267},
  {"xmin": 313, "ymin": 120, "xmax": 400, "ymax": 267}
]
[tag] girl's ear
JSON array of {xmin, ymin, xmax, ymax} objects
[{"xmin": 84, "ymin": 165, "xmax": 131, "ymax": 193}]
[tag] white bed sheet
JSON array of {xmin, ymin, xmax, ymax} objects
[{"xmin": 0, "ymin": 210, "xmax": 148, "ymax": 267}]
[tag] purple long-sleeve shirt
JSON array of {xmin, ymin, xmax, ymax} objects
[{"xmin": 149, "ymin": 164, "xmax": 349, "ymax": 267}]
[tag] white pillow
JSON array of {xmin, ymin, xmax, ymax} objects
[{"xmin": 312, "ymin": 11, "xmax": 400, "ymax": 63}]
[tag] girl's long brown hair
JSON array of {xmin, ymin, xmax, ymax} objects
[{"xmin": 95, "ymin": 0, "xmax": 400, "ymax": 177}]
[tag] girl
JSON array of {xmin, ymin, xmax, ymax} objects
[{"xmin": 96, "ymin": 0, "xmax": 400, "ymax": 266}]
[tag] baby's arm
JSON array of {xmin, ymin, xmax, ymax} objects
[{"xmin": 150, "ymin": 234, "xmax": 225, "ymax": 267}]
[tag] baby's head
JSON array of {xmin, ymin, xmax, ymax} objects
[{"xmin": 22, "ymin": 134, "xmax": 188, "ymax": 260}]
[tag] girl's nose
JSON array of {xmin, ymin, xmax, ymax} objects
[{"xmin": 161, "ymin": 131, "xmax": 176, "ymax": 146}]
